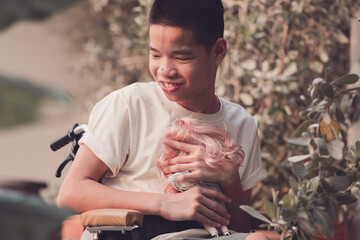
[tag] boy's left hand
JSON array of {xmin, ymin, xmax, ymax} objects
[{"xmin": 161, "ymin": 138, "xmax": 239, "ymax": 188}]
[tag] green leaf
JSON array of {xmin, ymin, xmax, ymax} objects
[
  {"xmin": 356, "ymin": 141, "xmax": 360, "ymax": 153},
  {"xmin": 335, "ymin": 192, "xmax": 358, "ymax": 205},
  {"xmin": 335, "ymin": 107, "xmax": 345, "ymax": 123},
  {"xmin": 324, "ymin": 176, "xmax": 350, "ymax": 191},
  {"xmin": 326, "ymin": 140, "xmax": 344, "ymax": 160},
  {"xmin": 288, "ymin": 154, "xmax": 311, "ymax": 163},
  {"xmin": 287, "ymin": 137, "xmax": 310, "ymax": 146},
  {"xmin": 298, "ymin": 214, "xmax": 317, "ymax": 235},
  {"xmin": 333, "ymin": 73, "xmax": 359, "ymax": 86},
  {"xmin": 326, "ymin": 199, "xmax": 338, "ymax": 219},
  {"xmin": 282, "ymin": 194, "xmax": 292, "ymax": 208},
  {"xmin": 324, "ymin": 67, "xmax": 332, "ymax": 82},
  {"xmin": 314, "ymin": 138, "xmax": 327, "ymax": 150},
  {"xmin": 320, "ymin": 82, "xmax": 334, "ymax": 98},
  {"xmin": 265, "ymin": 200, "xmax": 276, "ymax": 220},
  {"xmin": 321, "ymin": 178, "xmax": 336, "ymax": 193},
  {"xmin": 308, "ymin": 176, "xmax": 320, "ymax": 192},
  {"xmin": 292, "ymin": 120, "xmax": 311, "ymax": 138},
  {"xmin": 297, "ymin": 210, "xmax": 309, "ymax": 221},
  {"xmin": 312, "ymin": 77, "xmax": 324, "ymax": 85},
  {"xmin": 271, "ymin": 189, "xmax": 279, "ymax": 206},
  {"xmin": 310, "ymin": 87, "xmax": 318, "ymax": 100},
  {"xmin": 289, "ymin": 176, "xmax": 298, "ymax": 194},
  {"xmin": 312, "ymin": 208, "xmax": 334, "ymax": 238},
  {"xmin": 239, "ymin": 205, "xmax": 272, "ymax": 224},
  {"xmin": 281, "ymin": 209, "xmax": 294, "ymax": 222},
  {"xmin": 300, "ymin": 95, "xmax": 309, "ymax": 105},
  {"xmin": 299, "ymin": 110, "xmax": 310, "ymax": 117},
  {"xmin": 314, "ymin": 99, "xmax": 328, "ymax": 112},
  {"xmin": 291, "ymin": 162, "xmax": 310, "ymax": 178}
]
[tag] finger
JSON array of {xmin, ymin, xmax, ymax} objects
[
  {"xmin": 166, "ymin": 155, "xmax": 194, "ymax": 166},
  {"xmin": 187, "ymin": 197, "xmax": 228, "ymax": 228},
  {"xmin": 196, "ymin": 197, "xmax": 230, "ymax": 226},
  {"xmin": 166, "ymin": 163, "xmax": 193, "ymax": 174},
  {"xmin": 166, "ymin": 159, "xmax": 211, "ymax": 175},
  {"xmin": 199, "ymin": 186, "xmax": 231, "ymax": 204},
  {"xmin": 162, "ymin": 156, "xmax": 196, "ymax": 174},
  {"xmin": 194, "ymin": 211, "xmax": 223, "ymax": 228},
  {"xmin": 176, "ymin": 168, "xmax": 218, "ymax": 183},
  {"xmin": 163, "ymin": 138, "xmax": 197, "ymax": 153}
]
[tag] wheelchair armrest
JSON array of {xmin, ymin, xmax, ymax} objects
[{"xmin": 80, "ymin": 209, "xmax": 144, "ymax": 228}]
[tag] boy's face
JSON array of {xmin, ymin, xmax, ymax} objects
[{"xmin": 149, "ymin": 24, "xmax": 222, "ymax": 113}]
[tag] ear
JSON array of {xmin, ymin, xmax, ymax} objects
[{"xmin": 213, "ymin": 38, "xmax": 227, "ymax": 65}]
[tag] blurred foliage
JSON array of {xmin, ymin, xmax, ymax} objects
[
  {"xmin": 75, "ymin": 0, "xmax": 152, "ymax": 107},
  {"xmin": 0, "ymin": 0, "xmax": 83, "ymax": 31},
  {"xmin": 78, "ymin": 0, "xmax": 360, "ymax": 207},
  {"xmin": 0, "ymin": 75, "xmax": 70, "ymax": 129},
  {"xmin": 241, "ymin": 73, "xmax": 360, "ymax": 239},
  {"xmin": 219, "ymin": 0, "xmax": 360, "ymax": 207},
  {"xmin": 0, "ymin": 189, "xmax": 75, "ymax": 240}
]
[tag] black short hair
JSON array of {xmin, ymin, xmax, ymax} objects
[{"xmin": 149, "ymin": 0, "xmax": 224, "ymax": 51}]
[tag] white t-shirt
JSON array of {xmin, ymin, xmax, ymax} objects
[{"xmin": 79, "ymin": 82, "xmax": 266, "ymax": 193}]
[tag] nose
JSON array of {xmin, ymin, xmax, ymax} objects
[{"xmin": 158, "ymin": 60, "xmax": 178, "ymax": 79}]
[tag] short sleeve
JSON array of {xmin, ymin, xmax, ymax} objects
[
  {"xmin": 239, "ymin": 121, "xmax": 267, "ymax": 191},
  {"xmin": 79, "ymin": 91, "xmax": 130, "ymax": 177}
]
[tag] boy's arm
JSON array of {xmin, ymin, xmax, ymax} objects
[
  {"xmin": 220, "ymin": 161, "xmax": 252, "ymax": 232},
  {"xmin": 57, "ymin": 144, "xmax": 230, "ymax": 228}
]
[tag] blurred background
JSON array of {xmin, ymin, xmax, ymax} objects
[
  {"xmin": 0, "ymin": 0, "xmax": 359, "ymax": 238},
  {"xmin": 0, "ymin": 0, "xmax": 93, "ymax": 199}
]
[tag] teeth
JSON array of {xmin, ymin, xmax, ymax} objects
[{"xmin": 163, "ymin": 82, "xmax": 180, "ymax": 88}]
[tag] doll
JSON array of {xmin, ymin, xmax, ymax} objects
[{"xmin": 158, "ymin": 117, "xmax": 245, "ymax": 237}]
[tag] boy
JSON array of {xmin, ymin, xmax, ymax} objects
[{"xmin": 57, "ymin": 0, "xmax": 268, "ymax": 239}]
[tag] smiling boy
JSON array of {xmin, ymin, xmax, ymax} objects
[
  {"xmin": 149, "ymin": 24, "xmax": 221, "ymax": 114},
  {"xmin": 57, "ymin": 1, "xmax": 267, "ymax": 239}
]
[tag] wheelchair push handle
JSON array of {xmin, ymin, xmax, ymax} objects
[
  {"xmin": 50, "ymin": 123, "xmax": 88, "ymax": 151},
  {"xmin": 50, "ymin": 123, "xmax": 88, "ymax": 178},
  {"xmin": 50, "ymin": 128, "xmax": 74, "ymax": 152}
]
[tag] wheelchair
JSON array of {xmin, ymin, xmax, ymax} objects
[{"xmin": 50, "ymin": 124, "xmax": 280, "ymax": 240}]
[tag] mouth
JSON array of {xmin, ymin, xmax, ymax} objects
[{"xmin": 159, "ymin": 81, "xmax": 182, "ymax": 93}]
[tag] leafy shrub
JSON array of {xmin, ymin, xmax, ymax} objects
[{"xmin": 241, "ymin": 73, "xmax": 360, "ymax": 239}]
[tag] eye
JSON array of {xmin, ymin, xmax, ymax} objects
[{"xmin": 176, "ymin": 57, "xmax": 193, "ymax": 62}]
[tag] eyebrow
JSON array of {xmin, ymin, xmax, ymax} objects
[
  {"xmin": 172, "ymin": 49, "xmax": 194, "ymax": 55},
  {"xmin": 149, "ymin": 45, "xmax": 159, "ymax": 52},
  {"xmin": 149, "ymin": 45, "xmax": 194, "ymax": 55}
]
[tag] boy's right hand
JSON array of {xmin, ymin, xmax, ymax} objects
[{"xmin": 159, "ymin": 186, "xmax": 231, "ymax": 228}]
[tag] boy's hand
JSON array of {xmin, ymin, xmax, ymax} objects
[
  {"xmin": 161, "ymin": 138, "xmax": 239, "ymax": 188},
  {"xmin": 159, "ymin": 186, "xmax": 231, "ymax": 228},
  {"xmin": 160, "ymin": 138, "xmax": 252, "ymax": 232}
]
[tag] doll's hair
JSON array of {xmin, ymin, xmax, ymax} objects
[{"xmin": 158, "ymin": 117, "xmax": 245, "ymax": 191}]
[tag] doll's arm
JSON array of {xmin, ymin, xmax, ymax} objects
[{"xmin": 168, "ymin": 171, "xmax": 194, "ymax": 191}]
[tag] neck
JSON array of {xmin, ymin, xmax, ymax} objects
[{"xmin": 179, "ymin": 95, "xmax": 220, "ymax": 114}]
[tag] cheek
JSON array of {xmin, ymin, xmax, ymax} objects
[
  {"xmin": 149, "ymin": 60, "xmax": 158, "ymax": 78},
  {"xmin": 179, "ymin": 65, "xmax": 196, "ymax": 79},
  {"xmin": 183, "ymin": 66, "xmax": 202, "ymax": 84}
]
